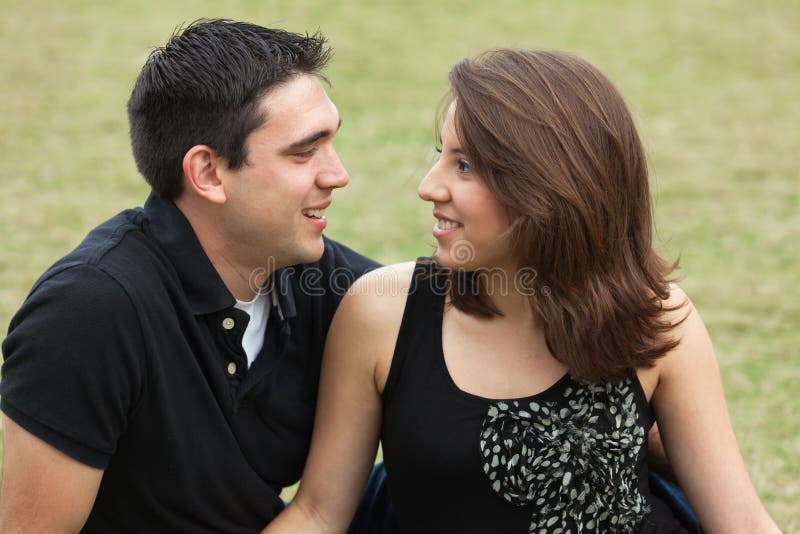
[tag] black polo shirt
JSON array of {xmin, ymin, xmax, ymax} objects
[{"xmin": 0, "ymin": 193, "xmax": 378, "ymax": 533}]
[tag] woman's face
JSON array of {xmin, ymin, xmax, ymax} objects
[{"xmin": 418, "ymin": 102, "xmax": 516, "ymax": 272}]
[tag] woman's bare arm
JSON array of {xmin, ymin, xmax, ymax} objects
[
  {"xmin": 652, "ymin": 287, "xmax": 780, "ymax": 533},
  {"xmin": 263, "ymin": 264, "xmax": 412, "ymax": 534}
]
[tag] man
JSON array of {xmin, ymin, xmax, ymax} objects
[{"xmin": 0, "ymin": 19, "xmax": 377, "ymax": 532}]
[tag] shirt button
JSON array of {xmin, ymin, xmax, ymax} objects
[
  {"xmin": 222, "ymin": 317, "xmax": 235, "ymax": 330},
  {"xmin": 227, "ymin": 362, "xmax": 237, "ymax": 375}
]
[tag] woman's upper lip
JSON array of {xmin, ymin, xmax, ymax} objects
[{"xmin": 433, "ymin": 210, "xmax": 459, "ymax": 223}]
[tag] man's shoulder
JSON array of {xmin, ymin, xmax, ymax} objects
[
  {"xmin": 34, "ymin": 207, "xmax": 160, "ymax": 294},
  {"xmin": 315, "ymin": 235, "xmax": 381, "ymax": 275},
  {"xmin": 10, "ymin": 206, "xmax": 172, "ymax": 335},
  {"xmin": 279, "ymin": 237, "xmax": 380, "ymax": 316},
  {"xmin": 5, "ymin": 262, "xmax": 143, "ymax": 351},
  {"xmin": 1, "ymin": 210, "xmax": 153, "ymax": 472}
]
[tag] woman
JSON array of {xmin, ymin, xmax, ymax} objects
[{"xmin": 265, "ymin": 49, "xmax": 779, "ymax": 533}]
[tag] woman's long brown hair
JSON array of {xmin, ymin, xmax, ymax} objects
[{"xmin": 444, "ymin": 49, "xmax": 685, "ymax": 383}]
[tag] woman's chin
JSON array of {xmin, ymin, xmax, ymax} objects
[{"xmin": 434, "ymin": 252, "xmax": 474, "ymax": 272}]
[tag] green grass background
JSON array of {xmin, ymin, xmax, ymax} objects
[{"xmin": 1, "ymin": 0, "xmax": 797, "ymax": 528}]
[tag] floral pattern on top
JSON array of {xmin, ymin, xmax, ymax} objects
[{"xmin": 480, "ymin": 378, "xmax": 650, "ymax": 533}]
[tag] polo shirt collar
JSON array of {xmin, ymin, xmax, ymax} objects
[
  {"xmin": 144, "ymin": 193, "xmax": 233, "ymax": 315},
  {"xmin": 273, "ymin": 268, "xmax": 298, "ymax": 320},
  {"xmin": 143, "ymin": 193, "xmax": 297, "ymax": 320}
]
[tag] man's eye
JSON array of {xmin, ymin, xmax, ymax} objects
[
  {"xmin": 294, "ymin": 148, "xmax": 316, "ymax": 158},
  {"xmin": 457, "ymin": 159, "xmax": 471, "ymax": 173}
]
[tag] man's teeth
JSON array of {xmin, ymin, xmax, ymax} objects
[
  {"xmin": 302, "ymin": 208, "xmax": 326, "ymax": 219},
  {"xmin": 436, "ymin": 219, "xmax": 462, "ymax": 230}
]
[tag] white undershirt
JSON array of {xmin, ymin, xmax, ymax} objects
[{"xmin": 234, "ymin": 290, "xmax": 270, "ymax": 368}]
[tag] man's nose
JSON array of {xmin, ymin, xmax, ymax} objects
[{"xmin": 318, "ymin": 148, "xmax": 349, "ymax": 189}]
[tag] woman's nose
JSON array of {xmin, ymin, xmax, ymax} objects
[{"xmin": 418, "ymin": 165, "xmax": 448, "ymax": 202}]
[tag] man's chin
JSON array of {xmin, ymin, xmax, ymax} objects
[
  {"xmin": 294, "ymin": 237, "xmax": 326, "ymax": 266},
  {"xmin": 254, "ymin": 238, "xmax": 325, "ymax": 275}
]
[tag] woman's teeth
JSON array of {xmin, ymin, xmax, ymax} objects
[{"xmin": 436, "ymin": 219, "xmax": 462, "ymax": 230}]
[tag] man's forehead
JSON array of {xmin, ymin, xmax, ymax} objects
[
  {"xmin": 259, "ymin": 74, "xmax": 330, "ymax": 113},
  {"xmin": 253, "ymin": 74, "xmax": 338, "ymax": 135}
]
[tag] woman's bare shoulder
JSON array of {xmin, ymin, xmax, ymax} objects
[
  {"xmin": 638, "ymin": 284, "xmax": 695, "ymax": 396},
  {"xmin": 334, "ymin": 261, "xmax": 417, "ymax": 332},
  {"xmin": 352, "ymin": 261, "xmax": 417, "ymax": 294},
  {"xmin": 327, "ymin": 262, "xmax": 418, "ymax": 391},
  {"xmin": 664, "ymin": 283, "xmax": 701, "ymax": 340},
  {"xmin": 654, "ymin": 283, "xmax": 714, "ymax": 378}
]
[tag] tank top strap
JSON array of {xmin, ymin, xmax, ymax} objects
[{"xmin": 381, "ymin": 259, "xmax": 447, "ymax": 405}]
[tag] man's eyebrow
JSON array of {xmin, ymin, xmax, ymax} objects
[{"xmin": 284, "ymin": 118, "xmax": 342, "ymax": 152}]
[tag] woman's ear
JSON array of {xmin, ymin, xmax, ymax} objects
[{"xmin": 182, "ymin": 145, "xmax": 227, "ymax": 204}]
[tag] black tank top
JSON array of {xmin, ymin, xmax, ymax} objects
[{"xmin": 381, "ymin": 261, "xmax": 688, "ymax": 533}]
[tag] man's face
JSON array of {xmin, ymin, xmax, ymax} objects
[{"xmin": 219, "ymin": 74, "xmax": 347, "ymax": 271}]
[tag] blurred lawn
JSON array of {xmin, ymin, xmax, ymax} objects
[{"xmin": 1, "ymin": 0, "xmax": 798, "ymax": 528}]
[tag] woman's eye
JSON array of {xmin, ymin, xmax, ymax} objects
[{"xmin": 457, "ymin": 159, "xmax": 471, "ymax": 173}]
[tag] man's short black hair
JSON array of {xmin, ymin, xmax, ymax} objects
[{"xmin": 127, "ymin": 19, "xmax": 332, "ymax": 199}]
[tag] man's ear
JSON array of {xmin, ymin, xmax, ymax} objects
[{"xmin": 182, "ymin": 145, "xmax": 227, "ymax": 204}]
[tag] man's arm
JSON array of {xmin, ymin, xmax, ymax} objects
[
  {"xmin": 0, "ymin": 415, "xmax": 102, "ymax": 533},
  {"xmin": 0, "ymin": 264, "xmax": 146, "ymax": 531}
]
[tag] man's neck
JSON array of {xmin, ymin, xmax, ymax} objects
[
  {"xmin": 207, "ymin": 251, "xmax": 270, "ymax": 302},
  {"xmin": 175, "ymin": 198, "xmax": 273, "ymax": 301}
]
